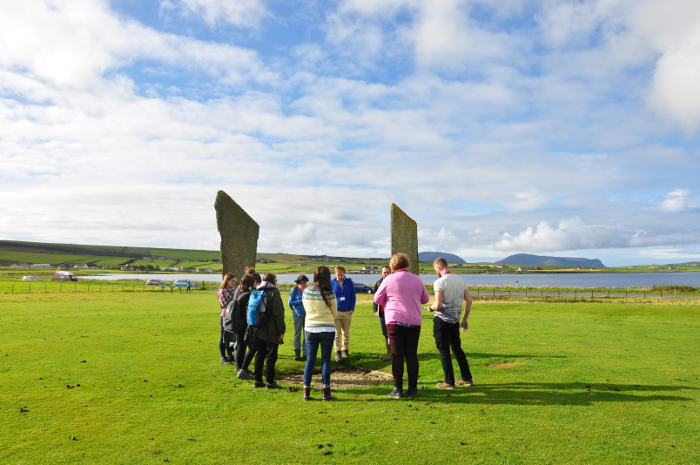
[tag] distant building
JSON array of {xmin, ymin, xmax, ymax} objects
[{"xmin": 31, "ymin": 264, "xmax": 51, "ymax": 268}]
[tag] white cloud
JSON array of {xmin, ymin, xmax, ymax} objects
[
  {"xmin": 509, "ymin": 190, "xmax": 549, "ymax": 212},
  {"xmin": 494, "ymin": 218, "xmax": 628, "ymax": 252},
  {"xmin": 288, "ymin": 222, "xmax": 318, "ymax": 244},
  {"xmin": 661, "ymin": 189, "xmax": 692, "ymax": 212},
  {"xmin": 165, "ymin": 0, "xmax": 269, "ymax": 28}
]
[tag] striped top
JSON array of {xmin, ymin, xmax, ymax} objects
[{"xmin": 302, "ymin": 285, "xmax": 337, "ymax": 333}]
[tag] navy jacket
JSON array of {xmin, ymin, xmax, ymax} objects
[{"xmin": 331, "ymin": 277, "xmax": 356, "ymax": 311}]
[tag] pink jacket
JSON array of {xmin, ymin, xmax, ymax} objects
[{"xmin": 373, "ymin": 270, "xmax": 429, "ymax": 326}]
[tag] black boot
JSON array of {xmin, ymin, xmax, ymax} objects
[
  {"xmin": 380, "ymin": 341, "xmax": 392, "ymax": 361},
  {"xmin": 294, "ymin": 349, "xmax": 303, "ymax": 361}
]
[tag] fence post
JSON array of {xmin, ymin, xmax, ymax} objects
[
  {"xmin": 660, "ymin": 290, "xmax": 663, "ymax": 298},
  {"xmin": 11, "ymin": 284, "xmax": 14, "ymax": 294},
  {"xmin": 74, "ymin": 283, "xmax": 77, "ymax": 291}
]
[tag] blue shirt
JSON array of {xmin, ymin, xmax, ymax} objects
[
  {"xmin": 288, "ymin": 285, "xmax": 305, "ymax": 317},
  {"xmin": 331, "ymin": 277, "xmax": 356, "ymax": 311}
]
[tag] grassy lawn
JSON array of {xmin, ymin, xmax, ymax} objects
[{"xmin": 1, "ymin": 292, "xmax": 698, "ymax": 464}]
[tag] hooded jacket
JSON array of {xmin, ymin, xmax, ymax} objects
[{"xmin": 255, "ymin": 281, "xmax": 286, "ymax": 343}]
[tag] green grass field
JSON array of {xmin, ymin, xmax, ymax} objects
[{"xmin": 1, "ymin": 291, "xmax": 698, "ymax": 464}]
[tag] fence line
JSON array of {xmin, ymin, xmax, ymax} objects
[{"xmin": 3, "ymin": 280, "xmax": 210, "ymax": 295}]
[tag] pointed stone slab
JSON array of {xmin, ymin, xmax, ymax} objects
[
  {"xmin": 391, "ymin": 203, "xmax": 419, "ymax": 275},
  {"xmin": 214, "ymin": 190, "xmax": 259, "ymax": 279}
]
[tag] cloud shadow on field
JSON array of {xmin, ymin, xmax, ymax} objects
[{"xmin": 340, "ymin": 382, "xmax": 698, "ymax": 406}]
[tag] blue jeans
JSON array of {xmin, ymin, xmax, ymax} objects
[{"xmin": 303, "ymin": 331, "xmax": 335, "ymax": 387}]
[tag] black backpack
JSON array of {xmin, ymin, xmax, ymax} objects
[{"xmin": 223, "ymin": 290, "xmax": 249, "ymax": 334}]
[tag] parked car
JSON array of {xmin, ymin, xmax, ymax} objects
[
  {"xmin": 52, "ymin": 271, "xmax": 78, "ymax": 282},
  {"xmin": 173, "ymin": 279, "xmax": 197, "ymax": 289},
  {"xmin": 145, "ymin": 279, "xmax": 171, "ymax": 287},
  {"xmin": 22, "ymin": 276, "xmax": 44, "ymax": 282},
  {"xmin": 354, "ymin": 283, "xmax": 374, "ymax": 294}
]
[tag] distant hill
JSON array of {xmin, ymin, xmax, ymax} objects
[
  {"xmin": 418, "ymin": 252, "xmax": 466, "ymax": 263},
  {"xmin": 496, "ymin": 253, "xmax": 605, "ymax": 268}
]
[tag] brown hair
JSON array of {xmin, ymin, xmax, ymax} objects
[
  {"xmin": 263, "ymin": 272, "xmax": 277, "ymax": 284},
  {"xmin": 390, "ymin": 253, "xmax": 410, "ymax": 271},
  {"xmin": 433, "ymin": 257, "xmax": 449, "ymax": 269},
  {"xmin": 313, "ymin": 266, "xmax": 333, "ymax": 309},
  {"xmin": 334, "ymin": 265, "xmax": 346, "ymax": 274},
  {"xmin": 244, "ymin": 266, "xmax": 256, "ymax": 275},
  {"xmin": 219, "ymin": 272, "xmax": 236, "ymax": 290},
  {"xmin": 252, "ymin": 273, "xmax": 262, "ymax": 284},
  {"xmin": 239, "ymin": 275, "xmax": 255, "ymax": 292}
]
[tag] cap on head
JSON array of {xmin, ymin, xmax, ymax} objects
[{"xmin": 295, "ymin": 274, "xmax": 309, "ymax": 283}]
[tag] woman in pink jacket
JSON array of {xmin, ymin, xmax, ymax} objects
[{"xmin": 373, "ymin": 253, "xmax": 429, "ymax": 399}]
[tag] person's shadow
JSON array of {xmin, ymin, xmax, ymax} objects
[{"xmin": 334, "ymin": 352, "xmax": 696, "ymax": 405}]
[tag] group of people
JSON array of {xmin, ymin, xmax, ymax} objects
[{"xmin": 217, "ymin": 254, "xmax": 474, "ymax": 400}]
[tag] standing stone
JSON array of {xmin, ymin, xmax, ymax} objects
[
  {"xmin": 214, "ymin": 190, "xmax": 259, "ymax": 280},
  {"xmin": 390, "ymin": 203, "xmax": 419, "ymax": 275}
]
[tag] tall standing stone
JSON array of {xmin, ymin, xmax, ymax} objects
[
  {"xmin": 390, "ymin": 203, "xmax": 419, "ymax": 275},
  {"xmin": 214, "ymin": 190, "xmax": 259, "ymax": 280}
]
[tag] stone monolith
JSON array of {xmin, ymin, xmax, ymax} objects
[
  {"xmin": 390, "ymin": 203, "xmax": 419, "ymax": 275},
  {"xmin": 214, "ymin": 190, "xmax": 259, "ymax": 280}
]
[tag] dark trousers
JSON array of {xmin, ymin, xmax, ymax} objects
[
  {"xmin": 219, "ymin": 317, "xmax": 233, "ymax": 358},
  {"xmin": 253, "ymin": 339, "xmax": 279, "ymax": 384},
  {"xmin": 387, "ymin": 324, "xmax": 421, "ymax": 389},
  {"xmin": 233, "ymin": 329, "xmax": 247, "ymax": 370},
  {"xmin": 433, "ymin": 317, "xmax": 472, "ymax": 385}
]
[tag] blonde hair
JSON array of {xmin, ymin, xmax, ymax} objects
[
  {"xmin": 219, "ymin": 272, "xmax": 236, "ymax": 290},
  {"xmin": 334, "ymin": 265, "xmax": 346, "ymax": 274},
  {"xmin": 390, "ymin": 253, "xmax": 410, "ymax": 271}
]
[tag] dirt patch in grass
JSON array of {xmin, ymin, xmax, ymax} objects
[
  {"xmin": 278, "ymin": 369, "xmax": 393, "ymax": 389},
  {"xmin": 486, "ymin": 361, "xmax": 523, "ymax": 369}
]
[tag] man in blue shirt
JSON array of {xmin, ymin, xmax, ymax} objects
[{"xmin": 331, "ymin": 265, "xmax": 356, "ymax": 362}]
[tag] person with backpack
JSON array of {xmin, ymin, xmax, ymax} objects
[
  {"xmin": 231, "ymin": 275, "xmax": 255, "ymax": 371},
  {"xmin": 247, "ymin": 273, "xmax": 286, "ymax": 389},
  {"xmin": 217, "ymin": 273, "xmax": 237, "ymax": 365},
  {"xmin": 237, "ymin": 273, "xmax": 262, "ymax": 380},
  {"xmin": 288, "ymin": 274, "xmax": 309, "ymax": 361},
  {"xmin": 301, "ymin": 266, "xmax": 338, "ymax": 401}
]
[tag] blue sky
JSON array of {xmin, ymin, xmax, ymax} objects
[{"xmin": 1, "ymin": 0, "xmax": 699, "ymax": 266}]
